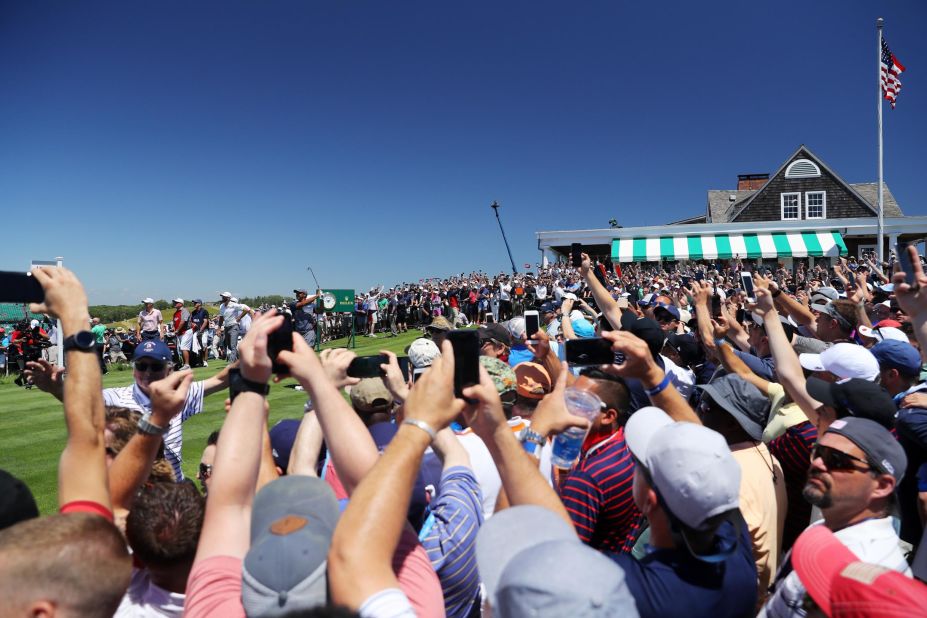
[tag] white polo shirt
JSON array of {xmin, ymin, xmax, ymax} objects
[{"xmin": 218, "ymin": 301, "xmax": 249, "ymax": 327}]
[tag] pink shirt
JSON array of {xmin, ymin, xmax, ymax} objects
[
  {"xmin": 393, "ymin": 528, "xmax": 446, "ymax": 617},
  {"xmin": 184, "ymin": 556, "xmax": 245, "ymax": 618},
  {"xmin": 138, "ymin": 308, "xmax": 162, "ymax": 332}
]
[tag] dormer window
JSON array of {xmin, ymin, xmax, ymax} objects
[
  {"xmin": 785, "ymin": 159, "xmax": 821, "ymax": 179},
  {"xmin": 781, "ymin": 193, "xmax": 800, "ymax": 220}
]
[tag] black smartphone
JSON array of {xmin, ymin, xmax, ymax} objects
[
  {"xmin": 229, "ymin": 367, "xmax": 243, "ymax": 402},
  {"xmin": 682, "ymin": 276, "xmax": 691, "ymax": 288},
  {"xmin": 447, "ymin": 329, "xmax": 480, "ymax": 399},
  {"xmin": 565, "ymin": 337, "xmax": 615, "ymax": 366},
  {"xmin": 347, "ymin": 354, "xmax": 388, "ymax": 378},
  {"xmin": 397, "ymin": 356, "xmax": 410, "ymax": 382},
  {"xmin": 897, "ymin": 242, "xmax": 918, "ymax": 288},
  {"xmin": 695, "ymin": 270, "xmax": 704, "ymax": 282},
  {"xmin": 711, "ymin": 294, "xmax": 722, "ymax": 318},
  {"xmin": 736, "ymin": 308, "xmax": 747, "ymax": 324},
  {"xmin": 740, "ymin": 271, "xmax": 756, "ymax": 302},
  {"xmin": 571, "ymin": 243, "xmax": 583, "ymax": 268},
  {"xmin": 524, "ymin": 310, "xmax": 540, "ymax": 340},
  {"xmin": 267, "ymin": 314, "xmax": 294, "ymax": 374},
  {"xmin": 597, "ymin": 314, "xmax": 614, "ymax": 332},
  {"xmin": 0, "ymin": 271, "xmax": 44, "ymax": 303}
]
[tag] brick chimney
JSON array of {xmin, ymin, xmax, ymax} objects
[{"xmin": 737, "ymin": 173, "xmax": 769, "ymax": 191}]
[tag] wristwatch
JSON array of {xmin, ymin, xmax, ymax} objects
[
  {"xmin": 137, "ymin": 416, "xmax": 167, "ymax": 436},
  {"xmin": 230, "ymin": 371, "xmax": 270, "ymax": 397},
  {"xmin": 63, "ymin": 331, "xmax": 97, "ymax": 353},
  {"xmin": 521, "ymin": 427, "xmax": 546, "ymax": 458}
]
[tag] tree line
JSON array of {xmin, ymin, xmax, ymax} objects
[{"xmin": 89, "ymin": 295, "xmax": 290, "ymax": 324}]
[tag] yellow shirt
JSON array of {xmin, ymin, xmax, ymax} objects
[{"xmin": 730, "ymin": 441, "xmax": 787, "ymax": 609}]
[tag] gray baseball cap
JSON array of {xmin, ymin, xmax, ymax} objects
[
  {"xmin": 824, "ymin": 417, "xmax": 907, "ymax": 481},
  {"xmin": 698, "ymin": 374, "xmax": 771, "ymax": 442},
  {"xmin": 476, "ymin": 505, "xmax": 638, "ymax": 616},
  {"xmin": 241, "ymin": 476, "xmax": 339, "ymax": 616}
]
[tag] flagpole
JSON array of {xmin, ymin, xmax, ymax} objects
[{"xmin": 877, "ymin": 17, "xmax": 885, "ymax": 264}]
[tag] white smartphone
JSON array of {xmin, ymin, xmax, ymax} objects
[
  {"xmin": 740, "ymin": 271, "xmax": 756, "ymax": 302},
  {"xmin": 524, "ymin": 310, "xmax": 540, "ymax": 340}
]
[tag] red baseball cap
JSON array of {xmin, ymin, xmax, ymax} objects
[
  {"xmin": 793, "ymin": 525, "xmax": 927, "ymax": 617},
  {"xmin": 874, "ymin": 319, "xmax": 903, "ymax": 329}
]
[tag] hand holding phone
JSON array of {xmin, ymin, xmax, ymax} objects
[
  {"xmin": 571, "ymin": 243, "xmax": 583, "ymax": 268},
  {"xmin": 447, "ymin": 330, "xmax": 480, "ymax": 399},
  {"xmin": 565, "ymin": 337, "xmax": 615, "ymax": 366},
  {"xmin": 524, "ymin": 310, "xmax": 540, "ymax": 341},
  {"xmin": 347, "ymin": 354, "xmax": 389, "ymax": 378},
  {"xmin": 740, "ymin": 271, "xmax": 756, "ymax": 302},
  {"xmin": 897, "ymin": 242, "xmax": 919, "ymax": 290},
  {"xmin": 266, "ymin": 314, "xmax": 294, "ymax": 375},
  {"xmin": 0, "ymin": 271, "xmax": 45, "ymax": 303}
]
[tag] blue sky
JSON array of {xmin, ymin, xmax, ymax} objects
[{"xmin": 1, "ymin": 1, "xmax": 924, "ymax": 304}]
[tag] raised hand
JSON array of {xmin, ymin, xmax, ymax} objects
[
  {"xmin": 24, "ymin": 359, "xmax": 65, "ymax": 395},
  {"xmin": 28, "ymin": 267, "xmax": 90, "ymax": 330},
  {"xmin": 237, "ymin": 309, "xmax": 284, "ymax": 384},
  {"xmin": 149, "ymin": 370, "xmax": 194, "ymax": 426},
  {"xmin": 379, "ymin": 350, "xmax": 410, "ymax": 401},
  {"xmin": 319, "ymin": 348, "xmax": 361, "ymax": 390},
  {"xmin": 893, "ymin": 244, "xmax": 927, "ymax": 320},
  {"xmin": 529, "ymin": 363, "xmax": 592, "ymax": 439},
  {"xmin": 403, "ymin": 341, "xmax": 466, "ymax": 432}
]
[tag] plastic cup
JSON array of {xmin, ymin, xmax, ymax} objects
[{"xmin": 550, "ymin": 387, "xmax": 603, "ymax": 469}]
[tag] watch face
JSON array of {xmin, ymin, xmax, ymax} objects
[
  {"xmin": 74, "ymin": 331, "xmax": 96, "ymax": 349},
  {"xmin": 322, "ymin": 293, "xmax": 336, "ymax": 310}
]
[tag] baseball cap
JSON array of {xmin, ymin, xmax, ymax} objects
[
  {"xmin": 806, "ymin": 378, "xmax": 897, "ymax": 429},
  {"xmin": 480, "ymin": 323, "xmax": 512, "ymax": 347},
  {"xmin": 513, "ymin": 362, "xmax": 551, "ymax": 400},
  {"xmin": 142, "ymin": 297, "xmax": 154, "ymax": 304},
  {"xmin": 571, "ymin": 316, "xmax": 596, "ymax": 338},
  {"xmin": 811, "ymin": 301, "xmax": 855, "ymax": 331},
  {"xmin": 794, "ymin": 525, "xmax": 927, "ymax": 618},
  {"xmin": 824, "ymin": 417, "xmax": 907, "ymax": 481},
  {"xmin": 475, "ymin": 505, "xmax": 638, "ymax": 616},
  {"xmin": 426, "ymin": 316, "xmax": 452, "ymax": 332},
  {"xmin": 799, "ymin": 343, "xmax": 880, "ymax": 381},
  {"xmin": 654, "ymin": 304, "xmax": 681, "ymax": 321},
  {"xmin": 637, "ymin": 293, "xmax": 657, "ymax": 307},
  {"xmin": 620, "ymin": 314, "xmax": 666, "ymax": 358},
  {"xmin": 293, "ymin": 288, "xmax": 308, "ymax": 294},
  {"xmin": 870, "ymin": 339, "xmax": 922, "ymax": 378},
  {"xmin": 192, "ymin": 298, "xmax": 203, "ymax": 304},
  {"xmin": 625, "ymin": 407, "xmax": 742, "ymax": 560},
  {"xmin": 350, "ymin": 378, "xmax": 394, "ymax": 413},
  {"xmin": 0, "ymin": 469, "xmax": 39, "ymax": 531},
  {"xmin": 29, "ymin": 319, "xmax": 39, "ymax": 329},
  {"xmin": 507, "ymin": 317, "xmax": 526, "ymax": 340},
  {"xmin": 269, "ymin": 419, "xmax": 300, "ymax": 472},
  {"xmin": 407, "ymin": 338, "xmax": 440, "ymax": 369},
  {"xmin": 172, "ymin": 298, "xmax": 184, "ymax": 304},
  {"xmin": 697, "ymin": 374, "xmax": 771, "ymax": 441},
  {"xmin": 220, "ymin": 291, "xmax": 232, "ymax": 298},
  {"xmin": 874, "ymin": 319, "xmax": 903, "ymax": 329},
  {"xmin": 810, "ymin": 287, "xmax": 840, "ymax": 305},
  {"xmin": 479, "ymin": 356, "xmax": 517, "ymax": 396},
  {"xmin": 241, "ymin": 476, "xmax": 339, "ymax": 616},
  {"xmin": 858, "ymin": 325, "xmax": 908, "ymax": 343},
  {"xmin": 665, "ymin": 333, "xmax": 703, "ymax": 367},
  {"xmin": 133, "ymin": 339, "xmax": 171, "ymax": 362}
]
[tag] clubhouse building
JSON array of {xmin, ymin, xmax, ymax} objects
[{"xmin": 537, "ymin": 145, "xmax": 927, "ymax": 269}]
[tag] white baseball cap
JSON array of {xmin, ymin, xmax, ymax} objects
[
  {"xmin": 142, "ymin": 297, "xmax": 154, "ymax": 304},
  {"xmin": 172, "ymin": 298, "xmax": 184, "ymax": 304},
  {"xmin": 858, "ymin": 325, "xmax": 908, "ymax": 343},
  {"xmin": 799, "ymin": 343, "xmax": 880, "ymax": 381},
  {"xmin": 407, "ymin": 338, "xmax": 440, "ymax": 369},
  {"xmin": 220, "ymin": 291, "xmax": 232, "ymax": 298}
]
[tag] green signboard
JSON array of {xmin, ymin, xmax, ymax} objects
[{"xmin": 320, "ymin": 289, "xmax": 355, "ymax": 313}]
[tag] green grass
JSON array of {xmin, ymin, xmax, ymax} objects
[{"xmin": 0, "ymin": 329, "xmax": 430, "ymax": 515}]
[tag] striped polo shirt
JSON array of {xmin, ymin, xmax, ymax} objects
[
  {"xmin": 420, "ymin": 466, "xmax": 484, "ymax": 618},
  {"xmin": 559, "ymin": 428, "xmax": 642, "ymax": 554},
  {"xmin": 768, "ymin": 420, "xmax": 817, "ymax": 552},
  {"xmin": 102, "ymin": 381, "xmax": 205, "ymax": 481}
]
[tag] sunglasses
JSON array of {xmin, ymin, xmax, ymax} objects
[
  {"xmin": 135, "ymin": 361, "xmax": 167, "ymax": 373},
  {"xmin": 810, "ymin": 443, "xmax": 873, "ymax": 472},
  {"xmin": 198, "ymin": 463, "xmax": 213, "ymax": 479}
]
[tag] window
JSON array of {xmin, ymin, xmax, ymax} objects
[
  {"xmin": 785, "ymin": 159, "xmax": 821, "ymax": 178},
  {"xmin": 806, "ymin": 191, "xmax": 826, "ymax": 219},
  {"xmin": 781, "ymin": 193, "xmax": 800, "ymax": 220}
]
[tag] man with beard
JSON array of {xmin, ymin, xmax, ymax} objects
[{"xmin": 760, "ymin": 417, "xmax": 911, "ymax": 617}]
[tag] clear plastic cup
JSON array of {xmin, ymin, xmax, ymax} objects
[{"xmin": 550, "ymin": 387, "xmax": 603, "ymax": 469}]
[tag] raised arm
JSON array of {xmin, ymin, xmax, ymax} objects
[
  {"xmin": 287, "ymin": 410, "xmax": 324, "ymax": 477},
  {"xmin": 560, "ymin": 298, "xmax": 579, "ymax": 340},
  {"xmin": 201, "ymin": 361, "xmax": 236, "ymax": 396},
  {"xmin": 893, "ymin": 244, "xmax": 927, "ymax": 355},
  {"xmin": 711, "ymin": 317, "xmax": 773, "ymax": 395},
  {"xmin": 30, "ymin": 267, "xmax": 110, "ymax": 510},
  {"xmin": 194, "ymin": 310, "xmax": 282, "ymax": 562}
]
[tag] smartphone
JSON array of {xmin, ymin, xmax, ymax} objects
[
  {"xmin": 524, "ymin": 310, "xmax": 540, "ymax": 340},
  {"xmin": 711, "ymin": 294, "xmax": 722, "ymax": 318},
  {"xmin": 740, "ymin": 271, "xmax": 756, "ymax": 302},
  {"xmin": 597, "ymin": 314, "xmax": 614, "ymax": 332},
  {"xmin": 411, "ymin": 367, "xmax": 428, "ymax": 384},
  {"xmin": 267, "ymin": 314, "xmax": 294, "ymax": 374},
  {"xmin": 446, "ymin": 329, "xmax": 480, "ymax": 399},
  {"xmin": 229, "ymin": 367, "xmax": 243, "ymax": 402},
  {"xmin": 571, "ymin": 243, "xmax": 583, "ymax": 268},
  {"xmin": 347, "ymin": 354, "xmax": 389, "ymax": 378},
  {"xmin": 485, "ymin": 312, "xmax": 495, "ymax": 324},
  {"xmin": 682, "ymin": 276, "xmax": 691, "ymax": 288},
  {"xmin": 897, "ymin": 242, "xmax": 918, "ymax": 288},
  {"xmin": 0, "ymin": 271, "xmax": 44, "ymax": 303},
  {"xmin": 565, "ymin": 337, "xmax": 615, "ymax": 366},
  {"xmin": 396, "ymin": 356, "xmax": 410, "ymax": 382},
  {"xmin": 695, "ymin": 270, "xmax": 704, "ymax": 282},
  {"xmin": 736, "ymin": 308, "xmax": 747, "ymax": 324}
]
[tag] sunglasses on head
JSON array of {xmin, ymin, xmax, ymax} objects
[
  {"xmin": 198, "ymin": 463, "xmax": 213, "ymax": 479},
  {"xmin": 810, "ymin": 443, "xmax": 873, "ymax": 472},
  {"xmin": 135, "ymin": 361, "xmax": 167, "ymax": 373}
]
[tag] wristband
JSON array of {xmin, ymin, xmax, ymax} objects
[
  {"xmin": 771, "ymin": 288, "xmax": 782, "ymax": 298},
  {"xmin": 137, "ymin": 416, "xmax": 167, "ymax": 436},
  {"xmin": 403, "ymin": 418, "xmax": 437, "ymax": 441},
  {"xmin": 644, "ymin": 373, "xmax": 672, "ymax": 398},
  {"xmin": 231, "ymin": 372, "xmax": 270, "ymax": 397}
]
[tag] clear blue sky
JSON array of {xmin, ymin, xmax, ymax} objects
[{"xmin": 1, "ymin": 1, "xmax": 923, "ymax": 304}]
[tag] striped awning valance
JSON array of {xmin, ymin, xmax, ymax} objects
[{"xmin": 611, "ymin": 231, "xmax": 847, "ymax": 263}]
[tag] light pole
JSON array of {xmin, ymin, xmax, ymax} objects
[{"xmin": 490, "ymin": 201, "xmax": 518, "ymax": 275}]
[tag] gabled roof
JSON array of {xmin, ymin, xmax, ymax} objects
[
  {"xmin": 706, "ymin": 189, "xmax": 758, "ymax": 223},
  {"xmin": 726, "ymin": 145, "xmax": 887, "ymax": 222},
  {"xmin": 847, "ymin": 183, "xmax": 904, "ymax": 217}
]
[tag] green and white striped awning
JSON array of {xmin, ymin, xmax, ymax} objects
[{"xmin": 611, "ymin": 231, "xmax": 847, "ymax": 263}]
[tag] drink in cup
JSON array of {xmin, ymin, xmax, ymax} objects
[{"xmin": 550, "ymin": 387, "xmax": 603, "ymax": 469}]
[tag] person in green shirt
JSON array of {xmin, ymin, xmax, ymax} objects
[{"xmin": 90, "ymin": 317, "xmax": 108, "ymax": 375}]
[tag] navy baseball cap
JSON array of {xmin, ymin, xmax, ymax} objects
[
  {"xmin": 269, "ymin": 419, "xmax": 301, "ymax": 472},
  {"xmin": 870, "ymin": 340, "xmax": 922, "ymax": 378},
  {"xmin": 655, "ymin": 304, "xmax": 681, "ymax": 321},
  {"xmin": 824, "ymin": 417, "xmax": 907, "ymax": 481},
  {"xmin": 133, "ymin": 339, "xmax": 171, "ymax": 362},
  {"xmin": 192, "ymin": 298, "xmax": 203, "ymax": 304}
]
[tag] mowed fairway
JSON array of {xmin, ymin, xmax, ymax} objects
[{"xmin": 0, "ymin": 328, "xmax": 432, "ymax": 514}]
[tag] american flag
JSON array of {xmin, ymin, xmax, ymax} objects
[{"xmin": 881, "ymin": 37, "xmax": 905, "ymax": 109}]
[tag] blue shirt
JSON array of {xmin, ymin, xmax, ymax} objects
[
  {"xmin": 420, "ymin": 466, "xmax": 483, "ymax": 618},
  {"xmin": 611, "ymin": 520, "xmax": 758, "ymax": 618},
  {"xmin": 507, "ymin": 345, "xmax": 534, "ymax": 367}
]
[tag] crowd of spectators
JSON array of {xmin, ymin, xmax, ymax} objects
[{"xmin": 3, "ymin": 248, "xmax": 927, "ymax": 617}]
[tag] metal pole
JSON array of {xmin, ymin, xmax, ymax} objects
[
  {"xmin": 490, "ymin": 201, "xmax": 518, "ymax": 275},
  {"xmin": 877, "ymin": 17, "xmax": 885, "ymax": 264}
]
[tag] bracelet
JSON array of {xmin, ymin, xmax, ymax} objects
[
  {"xmin": 137, "ymin": 416, "xmax": 167, "ymax": 436},
  {"xmin": 644, "ymin": 373, "xmax": 672, "ymax": 398},
  {"xmin": 403, "ymin": 418, "xmax": 437, "ymax": 441}
]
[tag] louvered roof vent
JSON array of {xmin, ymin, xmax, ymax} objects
[{"xmin": 785, "ymin": 159, "xmax": 821, "ymax": 178}]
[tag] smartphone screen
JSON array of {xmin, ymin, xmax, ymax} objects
[
  {"xmin": 695, "ymin": 270, "xmax": 704, "ymax": 282},
  {"xmin": 897, "ymin": 242, "xmax": 918, "ymax": 288},
  {"xmin": 347, "ymin": 354, "xmax": 388, "ymax": 378},
  {"xmin": 711, "ymin": 294, "xmax": 722, "ymax": 318},
  {"xmin": 0, "ymin": 271, "xmax": 44, "ymax": 303},
  {"xmin": 740, "ymin": 272, "xmax": 755, "ymax": 302},
  {"xmin": 682, "ymin": 276, "xmax": 690, "ymax": 288},
  {"xmin": 571, "ymin": 243, "xmax": 583, "ymax": 268},
  {"xmin": 396, "ymin": 356, "xmax": 410, "ymax": 382},
  {"xmin": 267, "ymin": 315, "xmax": 294, "ymax": 374},
  {"xmin": 565, "ymin": 337, "xmax": 615, "ymax": 366},
  {"xmin": 736, "ymin": 308, "xmax": 747, "ymax": 324},
  {"xmin": 524, "ymin": 311, "xmax": 539, "ymax": 340},
  {"xmin": 447, "ymin": 329, "xmax": 480, "ymax": 399}
]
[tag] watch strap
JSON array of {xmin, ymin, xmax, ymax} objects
[
  {"xmin": 63, "ymin": 331, "xmax": 97, "ymax": 353},
  {"xmin": 235, "ymin": 374, "xmax": 271, "ymax": 396},
  {"xmin": 137, "ymin": 417, "xmax": 167, "ymax": 436}
]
